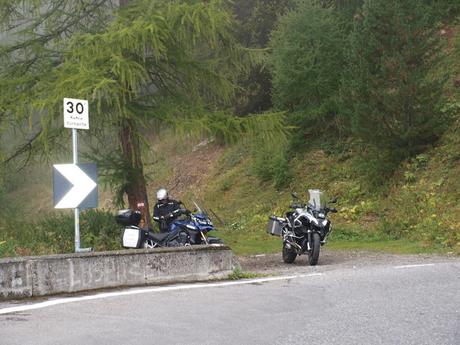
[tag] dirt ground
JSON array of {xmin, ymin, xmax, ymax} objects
[{"xmin": 236, "ymin": 249, "xmax": 459, "ymax": 276}]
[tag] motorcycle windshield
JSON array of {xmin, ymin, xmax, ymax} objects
[
  {"xmin": 193, "ymin": 201, "xmax": 207, "ymax": 217},
  {"xmin": 191, "ymin": 201, "xmax": 214, "ymax": 230},
  {"xmin": 308, "ymin": 189, "xmax": 325, "ymax": 211}
]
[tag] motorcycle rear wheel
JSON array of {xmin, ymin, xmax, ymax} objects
[
  {"xmin": 307, "ymin": 233, "xmax": 321, "ymax": 266},
  {"xmin": 282, "ymin": 242, "xmax": 297, "ymax": 264},
  {"xmin": 142, "ymin": 240, "xmax": 155, "ymax": 249}
]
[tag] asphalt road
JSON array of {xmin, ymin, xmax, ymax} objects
[{"xmin": 0, "ymin": 252, "xmax": 459, "ymax": 345}]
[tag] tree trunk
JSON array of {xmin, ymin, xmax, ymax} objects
[
  {"xmin": 119, "ymin": 119, "xmax": 151, "ymax": 228},
  {"xmin": 117, "ymin": 0, "xmax": 151, "ymax": 228}
]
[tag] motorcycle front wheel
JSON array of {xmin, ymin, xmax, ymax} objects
[
  {"xmin": 282, "ymin": 242, "xmax": 297, "ymax": 264},
  {"xmin": 207, "ymin": 237, "xmax": 224, "ymax": 244},
  {"xmin": 307, "ymin": 232, "xmax": 321, "ymax": 266}
]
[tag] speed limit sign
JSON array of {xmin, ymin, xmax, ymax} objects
[{"xmin": 63, "ymin": 98, "xmax": 89, "ymax": 130}]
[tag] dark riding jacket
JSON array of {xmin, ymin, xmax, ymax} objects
[{"xmin": 152, "ymin": 199, "xmax": 182, "ymax": 233}]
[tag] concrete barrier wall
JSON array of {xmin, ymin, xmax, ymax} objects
[{"xmin": 0, "ymin": 245, "xmax": 235, "ymax": 300}]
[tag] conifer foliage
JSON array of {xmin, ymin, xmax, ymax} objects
[
  {"xmin": 346, "ymin": 0, "xmax": 447, "ymax": 158},
  {"xmin": 1, "ymin": 0, "xmax": 254, "ymax": 223}
]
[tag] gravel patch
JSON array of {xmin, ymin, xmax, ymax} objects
[{"xmin": 237, "ymin": 248, "xmax": 459, "ymax": 276}]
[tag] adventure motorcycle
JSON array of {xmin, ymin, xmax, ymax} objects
[
  {"xmin": 116, "ymin": 203, "xmax": 222, "ymax": 249},
  {"xmin": 116, "ymin": 209, "xmax": 190, "ymax": 249},
  {"xmin": 267, "ymin": 189, "xmax": 337, "ymax": 266}
]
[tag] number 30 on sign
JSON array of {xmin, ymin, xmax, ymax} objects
[{"xmin": 64, "ymin": 98, "xmax": 89, "ymax": 130}]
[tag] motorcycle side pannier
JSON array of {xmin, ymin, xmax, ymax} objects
[
  {"xmin": 122, "ymin": 226, "xmax": 143, "ymax": 248},
  {"xmin": 267, "ymin": 216, "xmax": 283, "ymax": 236}
]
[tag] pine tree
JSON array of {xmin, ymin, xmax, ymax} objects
[
  {"xmin": 232, "ymin": 0, "xmax": 292, "ymax": 115},
  {"xmin": 346, "ymin": 0, "xmax": 447, "ymax": 158},
  {"xmin": 269, "ymin": 0, "xmax": 347, "ymax": 142}
]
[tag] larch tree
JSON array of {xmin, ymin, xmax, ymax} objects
[{"xmin": 1, "ymin": 0, "xmax": 284, "ymax": 226}]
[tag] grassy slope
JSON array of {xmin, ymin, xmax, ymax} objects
[
  {"xmin": 144, "ymin": 126, "xmax": 460, "ymax": 256},
  {"xmin": 205, "ymin": 144, "xmax": 460, "ymax": 256}
]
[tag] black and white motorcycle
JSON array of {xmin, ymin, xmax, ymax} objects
[{"xmin": 267, "ymin": 189, "xmax": 337, "ymax": 266}]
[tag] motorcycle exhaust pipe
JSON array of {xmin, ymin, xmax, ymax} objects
[{"xmin": 285, "ymin": 240, "xmax": 302, "ymax": 251}]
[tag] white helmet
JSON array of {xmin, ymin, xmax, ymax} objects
[{"xmin": 156, "ymin": 188, "xmax": 168, "ymax": 201}]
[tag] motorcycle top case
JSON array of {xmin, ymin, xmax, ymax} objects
[
  {"xmin": 267, "ymin": 217, "xmax": 282, "ymax": 236},
  {"xmin": 116, "ymin": 209, "xmax": 141, "ymax": 226},
  {"xmin": 122, "ymin": 226, "xmax": 144, "ymax": 248}
]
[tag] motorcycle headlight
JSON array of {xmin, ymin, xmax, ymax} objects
[
  {"xmin": 197, "ymin": 218, "xmax": 212, "ymax": 226},
  {"xmin": 318, "ymin": 213, "xmax": 325, "ymax": 219}
]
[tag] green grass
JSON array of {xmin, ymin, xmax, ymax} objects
[
  {"xmin": 218, "ymin": 231, "xmax": 281, "ymax": 256},
  {"xmin": 217, "ymin": 218, "xmax": 459, "ymax": 256},
  {"xmin": 227, "ymin": 267, "xmax": 269, "ymax": 280},
  {"xmin": 0, "ymin": 209, "xmax": 122, "ymax": 257},
  {"xmin": 219, "ymin": 229, "xmax": 458, "ymax": 256}
]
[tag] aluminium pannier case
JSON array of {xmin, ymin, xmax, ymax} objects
[
  {"xmin": 122, "ymin": 226, "xmax": 144, "ymax": 248},
  {"xmin": 267, "ymin": 216, "xmax": 283, "ymax": 236}
]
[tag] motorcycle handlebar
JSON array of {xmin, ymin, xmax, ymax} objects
[
  {"xmin": 158, "ymin": 208, "xmax": 190, "ymax": 220},
  {"xmin": 269, "ymin": 215, "xmax": 285, "ymax": 222}
]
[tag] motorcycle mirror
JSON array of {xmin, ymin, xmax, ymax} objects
[
  {"xmin": 330, "ymin": 207, "xmax": 338, "ymax": 213},
  {"xmin": 291, "ymin": 192, "xmax": 299, "ymax": 199},
  {"xmin": 329, "ymin": 197, "xmax": 338, "ymax": 204}
]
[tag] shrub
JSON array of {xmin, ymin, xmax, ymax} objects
[
  {"xmin": 251, "ymin": 138, "xmax": 292, "ymax": 188},
  {"xmin": 0, "ymin": 209, "xmax": 121, "ymax": 257}
]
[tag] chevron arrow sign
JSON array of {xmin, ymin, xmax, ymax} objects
[{"xmin": 53, "ymin": 163, "xmax": 98, "ymax": 209}]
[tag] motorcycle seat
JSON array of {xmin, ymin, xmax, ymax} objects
[{"xmin": 149, "ymin": 232, "xmax": 170, "ymax": 242}]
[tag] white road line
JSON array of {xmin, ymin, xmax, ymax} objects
[
  {"xmin": 0, "ymin": 273, "xmax": 323, "ymax": 315},
  {"xmin": 394, "ymin": 264, "xmax": 436, "ymax": 269}
]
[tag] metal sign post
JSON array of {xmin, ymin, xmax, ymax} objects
[
  {"xmin": 59, "ymin": 98, "xmax": 94, "ymax": 253},
  {"xmin": 72, "ymin": 128, "xmax": 91, "ymax": 253}
]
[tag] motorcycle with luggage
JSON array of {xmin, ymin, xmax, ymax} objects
[
  {"xmin": 267, "ymin": 189, "xmax": 337, "ymax": 266},
  {"xmin": 116, "ymin": 202, "xmax": 222, "ymax": 249},
  {"xmin": 116, "ymin": 209, "xmax": 190, "ymax": 249}
]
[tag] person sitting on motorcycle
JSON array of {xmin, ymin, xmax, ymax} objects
[{"xmin": 152, "ymin": 188, "xmax": 186, "ymax": 233}]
